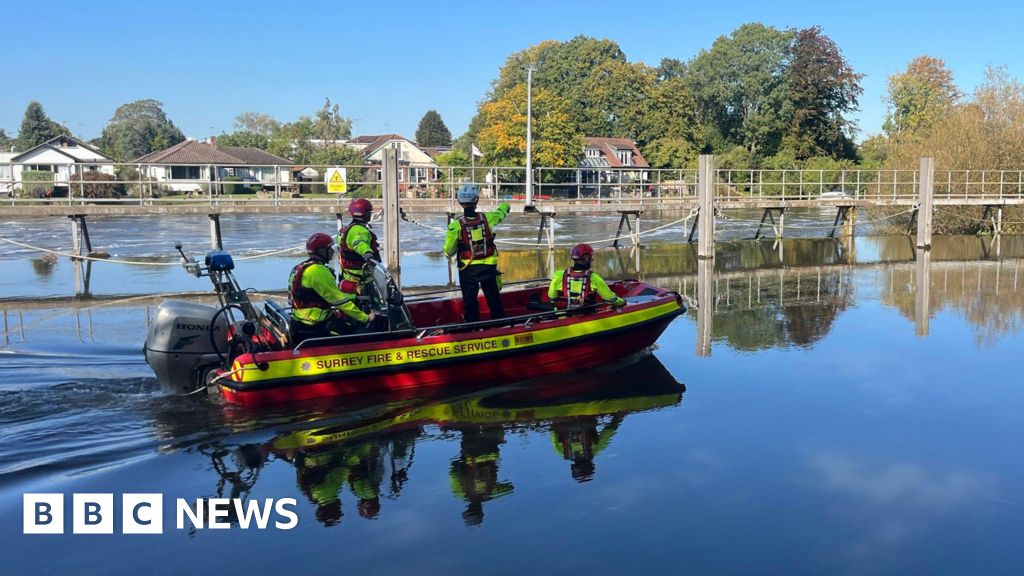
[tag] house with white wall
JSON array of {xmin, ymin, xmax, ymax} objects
[
  {"xmin": 0, "ymin": 152, "xmax": 15, "ymax": 195},
  {"xmin": 136, "ymin": 139, "xmax": 293, "ymax": 193},
  {"xmin": 6, "ymin": 136, "xmax": 115, "ymax": 195},
  {"xmin": 348, "ymin": 134, "xmax": 438, "ymax": 191}
]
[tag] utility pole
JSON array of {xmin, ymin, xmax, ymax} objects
[{"xmin": 525, "ymin": 65, "xmax": 536, "ymax": 207}]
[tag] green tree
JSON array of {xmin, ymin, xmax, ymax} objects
[
  {"xmin": 467, "ymin": 36, "xmax": 629, "ymax": 146},
  {"xmin": 415, "ymin": 110, "xmax": 452, "ymax": 147},
  {"xmin": 782, "ymin": 26, "xmax": 863, "ymax": 160},
  {"xmin": 233, "ymin": 111, "xmax": 280, "ymax": 136},
  {"xmin": 218, "ymin": 131, "xmax": 269, "ymax": 149},
  {"xmin": 15, "ymin": 101, "xmax": 65, "ymax": 151},
  {"xmin": 655, "ymin": 58, "xmax": 687, "ymax": 81},
  {"xmin": 477, "ymin": 84, "xmax": 582, "ymax": 167},
  {"xmin": 0, "ymin": 128, "xmax": 11, "ymax": 151},
  {"xmin": 99, "ymin": 99, "xmax": 185, "ymax": 161},
  {"xmin": 687, "ymin": 23, "xmax": 794, "ymax": 156},
  {"xmin": 883, "ymin": 56, "xmax": 961, "ymax": 138},
  {"xmin": 313, "ymin": 98, "xmax": 351, "ymax": 142},
  {"xmin": 579, "ymin": 60, "xmax": 658, "ymax": 141}
]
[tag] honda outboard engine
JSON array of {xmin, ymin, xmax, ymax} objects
[
  {"xmin": 144, "ymin": 300, "xmax": 229, "ymax": 393},
  {"xmin": 145, "ymin": 244, "xmax": 262, "ymax": 394}
]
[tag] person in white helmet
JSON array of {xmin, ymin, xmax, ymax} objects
[{"xmin": 443, "ymin": 184, "xmax": 511, "ymax": 322}]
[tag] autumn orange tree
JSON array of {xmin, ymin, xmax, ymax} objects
[{"xmin": 476, "ymin": 84, "xmax": 582, "ymax": 167}]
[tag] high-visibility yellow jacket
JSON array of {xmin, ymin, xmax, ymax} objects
[
  {"xmin": 548, "ymin": 268, "xmax": 625, "ymax": 308},
  {"xmin": 337, "ymin": 222, "xmax": 380, "ymax": 286},
  {"xmin": 288, "ymin": 260, "xmax": 368, "ymax": 325},
  {"xmin": 443, "ymin": 203, "xmax": 511, "ymax": 267}
]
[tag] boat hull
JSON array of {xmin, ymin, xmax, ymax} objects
[{"xmin": 219, "ymin": 282, "xmax": 684, "ymax": 406}]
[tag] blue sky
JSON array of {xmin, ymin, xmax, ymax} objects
[{"xmin": 1, "ymin": 0, "xmax": 1020, "ymax": 143}]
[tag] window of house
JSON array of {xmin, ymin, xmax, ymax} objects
[
  {"xmin": 170, "ymin": 166, "xmax": 201, "ymax": 180},
  {"xmin": 28, "ymin": 165, "xmax": 56, "ymax": 172},
  {"xmin": 223, "ymin": 167, "xmax": 235, "ymax": 176},
  {"xmin": 616, "ymin": 149, "xmax": 632, "ymax": 165},
  {"xmin": 88, "ymin": 165, "xmax": 98, "ymax": 172},
  {"xmin": 585, "ymin": 148, "xmax": 601, "ymax": 158}
]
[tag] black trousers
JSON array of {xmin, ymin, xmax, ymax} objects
[{"xmin": 459, "ymin": 264, "xmax": 505, "ymax": 323}]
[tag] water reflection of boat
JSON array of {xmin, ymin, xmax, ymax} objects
[{"xmin": 219, "ymin": 354, "xmax": 684, "ymax": 526}]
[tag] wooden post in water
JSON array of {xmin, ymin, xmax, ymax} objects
[
  {"xmin": 208, "ymin": 214, "xmax": 223, "ymax": 250},
  {"xmin": 914, "ymin": 247, "xmax": 931, "ymax": 336},
  {"xmin": 696, "ymin": 257, "xmax": 713, "ymax": 356},
  {"xmin": 697, "ymin": 155, "xmax": 716, "ymax": 259},
  {"xmin": 916, "ymin": 157, "xmax": 935, "ymax": 249},
  {"xmin": 382, "ymin": 147, "xmax": 401, "ymax": 283},
  {"xmin": 69, "ymin": 215, "xmax": 81, "ymax": 257}
]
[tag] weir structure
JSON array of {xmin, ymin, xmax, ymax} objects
[{"xmin": 2, "ymin": 155, "xmax": 1022, "ymax": 291}]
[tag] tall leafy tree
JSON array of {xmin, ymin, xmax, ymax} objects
[
  {"xmin": 687, "ymin": 23, "xmax": 794, "ymax": 156},
  {"xmin": 468, "ymin": 36, "xmax": 629, "ymax": 145},
  {"xmin": 233, "ymin": 112, "xmax": 280, "ymax": 136},
  {"xmin": 15, "ymin": 101, "xmax": 65, "ymax": 151},
  {"xmin": 217, "ymin": 131, "xmax": 269, "ymax": 149},
  {"xmin": 0, "ymin": 129, "xmax": 11, "ymax": 151},
  {"xmin": 579, "ymin": 60, "xmax": 657, "ymax": 141},
  {"xmin": 313, "ymin": 98, "xmax": 351, "ymax": 142},
  {"xmin": 883, "ymin": 56, "xmax": 961, "ymax": 138},
  {"xmin": 100, "ymin": 99, "xmax": 185, "ymax": 161},
  {"xmin": 782, "ymin": 26, "xmax": 863, "ymax": 159},
  {"xmin": 477, "ymin": 84, "xmax": 582, "ymax": 167},
  {"xmin": 415, "ymin": 110, "xmax": 452, "ymax": 146}
]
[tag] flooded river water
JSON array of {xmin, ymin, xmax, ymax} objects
[{"xmin": 1, "ymin": 212, "xmax": 1022, "ymax": 574}]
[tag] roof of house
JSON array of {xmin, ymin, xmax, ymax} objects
[
  {"xmin": 348, "ymin": 135, "xmax": 380, "ymax": 145},
  {"xmin": 356, "ymin": 134, "xmax": 416, "ymax": 158},
  {"xmin": 420, "ymin": 146, "xmax": 453, "ymax": 160},
  {"xmin": 11, "ymin": 135, "xmax": 113, "ymax": 163},
  {"xmin": 582, "ymin": 137, "xmax": 650, "ymax": 168},
  {"xmin": 135, "ymin": 140, "xmax": 292, "ymax": 165}
]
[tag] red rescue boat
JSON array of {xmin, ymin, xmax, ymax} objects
[
  {"xmin": 144, "ymin": 249, "xmax": 685, "ymax": 406},
  {"xmin": 220, "ymin": 280, "xmax": 684, "ymax": 405}
]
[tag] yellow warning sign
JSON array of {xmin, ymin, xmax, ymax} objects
[{"xmin": 325, "ymin": 167, "xmax": 347, "ymax": 194}]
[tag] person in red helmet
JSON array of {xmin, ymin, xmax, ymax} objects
[
  {"xmin": 337, "ymin": 198, "xmax": 382, "ymax": 301},
  {"xmin": 289, "ymin": 232, "xmax": 375, "ymax": 339},
  {"xmin": 548, "ymin": 243, "xmax": 626, "ymax": 310}
]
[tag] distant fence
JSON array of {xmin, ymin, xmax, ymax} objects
[{"xmin": 1, "ymin": 162, "xmax": 1023, "ymax": 208}]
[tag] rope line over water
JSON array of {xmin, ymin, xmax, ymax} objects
[{"xmin": 0, "ymin": 205, "xmax": 941, "ymax": 269}]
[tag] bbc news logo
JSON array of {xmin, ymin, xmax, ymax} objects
[{"xmin": 23, "ymin": 494, "xmax": 298, "ymax": 534}]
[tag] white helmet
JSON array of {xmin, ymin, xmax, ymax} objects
[{"xmin": 457, "ymin": 185, "xmax": 480, "ymax": 205}]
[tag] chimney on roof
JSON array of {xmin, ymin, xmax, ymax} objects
[{"xmin": 208, "ymin": 136, "xmax": 217, "ymax": 146}]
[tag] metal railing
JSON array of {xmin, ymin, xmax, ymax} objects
[
  {"xmin": 715, "ymin": 169, "xmax": 1024, "ymax": 201},
  {"xmin": 2, "ymin": 162, "xmax": 1024, "ymax": 208}
]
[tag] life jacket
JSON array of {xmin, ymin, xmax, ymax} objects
[
  {"xmin": 289, "ymin": 259, "xmax": 333, "ymax": 312},
  {"xmin": 339, "ymin": 221, "xmax": 381, "ymax": 271},
  {"xmin": 558, "ymin": 268, "xmax": 596, "ymax": 309},
  {"xmin": 457, "ymin": 214, "xmax": 496, "ymax": 261}
]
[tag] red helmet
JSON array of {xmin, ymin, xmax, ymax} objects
[
  {"xmin": 570, "ymin": 243, "xmax": 594, "ymax": 260},
  {"xmin": 349, "ymin": 198, "xmax": 373, "ymax": 220},
  {"xmin": 306, "ymin": 232, "xmax": 334, "ymax": 261}
]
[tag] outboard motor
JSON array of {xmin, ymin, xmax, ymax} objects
[
  {"xmin": 145, "ymin": 243, "xmax": 262, "ymax": 394},
  {"xmin": 144, "ymin": 300, "xmax": 229, "ymax": 393}
]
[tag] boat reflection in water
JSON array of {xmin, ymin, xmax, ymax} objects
[{"xmin": 216, "ymin": 353, "xmax": 685, "ymax": 526}]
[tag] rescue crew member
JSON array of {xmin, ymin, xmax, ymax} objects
[
  {"xmin": 337, "ymin": 198, "xmax": 382, "ymax": 300},
  {"xmin": 443, "ymin": 185, "xmax": 510, "ymax": 323},
  {"xmin": 289, "ymin": 232, "xmax": 374, "ymax": 339},
  {"xmin": 548, "ymin": 243, "xmax": 626, "ymax": 309}
]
